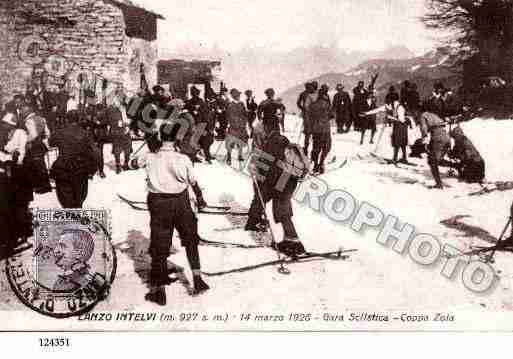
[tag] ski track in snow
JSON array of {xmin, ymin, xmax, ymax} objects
[{"xmin": 2, "ymin": 115, "xmax": 513, "ymax": 329}]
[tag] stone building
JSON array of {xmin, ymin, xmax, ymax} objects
[
  {"xmin": 158, "ymin": 59, "xmax": 222, "ymax": 100},
  {"xmin": 0, "ymin": 0, "xmax": 163, "ymax": 106}
]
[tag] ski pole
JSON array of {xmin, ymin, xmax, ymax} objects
[
  {"xmin": 487, "ymin": 216, "xmax": 512, "ymax": 263},
  {"xmin": 130, "ymin": 139, "xmax": 148, "ymax": 159},
  {"xmin": 250, "ymin": 174, "xmax": 290, "ymax": 275}
]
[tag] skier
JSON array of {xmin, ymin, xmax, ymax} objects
[
  {"xmin": 186, "ymin": 86, "xmax": 215, "ymax": 163},
  {"xmin": 449, "ymin": 126, "xmax": 485, "ymax": 183},
  {"xmin": 388, "ymin": 99, "xmax": 412, "ymax": 165},
  {"xmin": 308, "ymin": 84, "xmax": 332, "ymax": 174},
  {"xmin": 333, "ymin": 84, "xmax": 352, "ymax": 133},
  {"xmin": 418, "ymin": 106, "xmax": 452, "ymax": 189},
  {"xmin": 130, "ymin": 122, "xmax": 210, "ymax": 305},
  {"xmin": 108, "ymin": 99, "xmax": 132, "ymax": 174},
  {"xmin": 246, "ymin": 121, "xmax": 309, "ymax": 257},
  {"xmin": 359, "ymin": 93, "xmax": 377, "ymax": 145},
  {"xmin": 301, "ymin": 82, "xmax": 317, "ymax": 156},
  {"xmin": 225, "ymin": 88, "xmax": 249, "ymax": 165}
]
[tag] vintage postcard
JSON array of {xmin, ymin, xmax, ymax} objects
[{"xmin": 1, "ymin": 0, "xmax": 513, "ymax": 333}]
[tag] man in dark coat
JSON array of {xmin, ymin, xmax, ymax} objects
[
  {"xmin": 352, "ymin": 81, "xmax": 368, "ymax": 131},
  {"xmin": 449, "ymin": 127, "xmax": 485, "ymax": 183},
  {"xmin": 257, "ymin": 88, "xmax": 282, "ymax": 133},
  {"xmin": 186, "ymin": 86, "xmax": 215, "ymax": 163},
  {"xmin": 300, "ymin": 82, "xmax": 317, "ymax": 157},
  {"xmin": 108, "ymin": 101, "xmax": 132, "ymax": 174},
  {"xmin": 50, "ymin": 111, "xmax": 98, "ymax": 208},
  {"xmin": 90, "ymin": 104, "xmax": 110, "ymax": 178},
  {"xmin": 309, "ymin": 84, "xmax": 332, "ymax": 174},
  {"xmin": 333, "ymin": 84, "xmax": 352, "ymax": 133}
]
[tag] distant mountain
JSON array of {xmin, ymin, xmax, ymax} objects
[
  {"xmin": 159, "ymin": 44, "xmax": 416, "ymax": 101},
  {"xmin": 279, "ymin": 47, "xmax": 462, "ymax": 112}
]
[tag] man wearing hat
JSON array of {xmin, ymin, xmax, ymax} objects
[
  {"xmin": 225, "ymin": 88, "xmax": 249, "ymax": 165},
  {"xmin": 333, "ymin": 83, "xmax": 352, "ymax": 133},
  {"xmin": 308, "ymin": 84, "xmax": 332, "ymax": 174},
  {"xmin": 186, "ymin": 86, "xmax": 215, "ymax": 163},
  {"xmin": 257, "ymin": 88, "xmax": 282, "ymax": 133}
]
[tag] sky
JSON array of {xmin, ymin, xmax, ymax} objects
[{"xmin": 132, "ymin": 0, "xmax": 439, "ymax": 56}]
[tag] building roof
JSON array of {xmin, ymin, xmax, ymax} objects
[{"xmin": 106, "ymin": 0, "xmax": 165, "ymax": 20}]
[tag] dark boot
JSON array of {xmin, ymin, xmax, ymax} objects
[
  {"xmin": 115, "ymin": 165, "xmax": 122, "ymax": 174},
  {"xmin": 145, "ymin": 287, "xmax": 166, "ymax": 306},
  {"xmin": 244, "ymin": 221, "xmax": 267, "ymax": 232},
  {"xmin": 99, "ymin": 171, "xmax": 106, "ymax": 178},
  {"xmin": 193, "ymin": 275, "xmax": 210, "ymax": 295},
  {"xmin": 274, "ymin": 239, "xmax": 306, "ymax": 257}
]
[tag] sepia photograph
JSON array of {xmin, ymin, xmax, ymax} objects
[{"xmin": 1, "ymin": 0, "xmax": 513, "ymax": 343}]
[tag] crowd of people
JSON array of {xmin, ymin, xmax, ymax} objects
[
  {"xmin": 295, "ymin": 77, "xmax": 485, "ymax": 189},
  {"xmin": 0, "ymin": 71, "xmax": 488, "ymax": 305}
]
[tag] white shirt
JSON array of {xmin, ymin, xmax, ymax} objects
[
  {"xmin": 25, "ymin": 113, "xmax": 50, "ymax": 143},
  {"xmin": 3, "ymin": 128, "xmax": 28, "ymax": 165},
  {"xmin": 66, "ymin": 97, "xmax": 79, "ymax": 112},
  {"xmin": 137, "ymin": 143, "xmax": 197, "ymax": 194}
]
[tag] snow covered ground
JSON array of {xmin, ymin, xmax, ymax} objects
[{"xmin": 2, "ymin": 115, "xmax": 513, "ymax": 330}]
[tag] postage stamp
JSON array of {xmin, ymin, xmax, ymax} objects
[{"xmin": 5, "ymin": 209, "xmax": 116, "ymax": 319}]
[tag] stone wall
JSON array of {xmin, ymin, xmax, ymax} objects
[{"xmin": 0, "ymin": 0, "xmax": 158, "ymax": 106}]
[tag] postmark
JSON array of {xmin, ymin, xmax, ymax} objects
[{"xmin": 5, "ymin": 209, "xmax": 117, "ymax": 319}]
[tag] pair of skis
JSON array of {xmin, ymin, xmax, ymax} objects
[
  {"xmin": 367, "ymin": 153, "xmax": 418, "ymax": 167},
  {"xmin": 202, "ymin": 249, "xmax": 357, "ymax": 277},
  {"xmin": 467, "ymin": 181, "xmax": 513, "ymax": 197},
  {"xmin": 117, "ymin": 194, "xmax": 248, "ymax": 216},
  {"xmin": 310, "ymin": 156, "xmax": 349, "ymax": 177}
]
